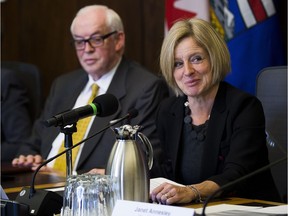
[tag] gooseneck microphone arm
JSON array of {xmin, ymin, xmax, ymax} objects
[
  {"xmin": 201, "ymin": 156, "xmax": 287, "ymax": 216},
  {"xmin": 29, "ymin": 109, "xmax": 138, "ymax": 198}
]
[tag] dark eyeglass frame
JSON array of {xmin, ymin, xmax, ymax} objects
[{"xmin": 72, "ymin": 31, "xmax": 118, "ymax": 50}]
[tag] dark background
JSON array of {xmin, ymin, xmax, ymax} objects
[{"xmin": 1, "ymin": 0, "xmax": 287, "ymax": 101}]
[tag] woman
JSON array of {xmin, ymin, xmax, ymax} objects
[{"xmin": 150, "ymin": 18, "xmax": 280, "ymax": 204}]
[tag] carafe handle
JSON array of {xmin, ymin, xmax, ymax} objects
[{"xmin": 137, "ymin": 132, "xmax": 153, "ymax": 170}]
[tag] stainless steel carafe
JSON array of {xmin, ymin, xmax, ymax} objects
[{"xmin": 105, "ymin": 125, "xmax": 153, "ymax": 202}]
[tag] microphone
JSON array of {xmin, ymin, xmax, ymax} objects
[
  {"xmin": 15, "ymin": 109, "xmax": 138, "ymax": 215},
  {"xmin": 109, "ymin": 108, "xmax": 138, "ymax": 125},
  {"xmin": 44, "ymin": 93, "xmax": 119, "ymax": 127},
  {"xmin": 201, "ymin": 156, "xmax": 287, "ymax": 216}
]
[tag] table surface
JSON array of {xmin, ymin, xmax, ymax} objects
[
  {"xmin": 183, "ymin": 197, "xmax": 285, "ymax": 209},
  {"xmin": 1, "ymin": 162, "xmax": 66, "ymax": 200},
  {"xmin": 1, "ymin": 162, "xmax": 286, "ymax": 209}
]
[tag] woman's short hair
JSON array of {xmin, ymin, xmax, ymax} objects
[{"xmin": 160, "ymin": 18, "xmax": 231, "ymax": 96}]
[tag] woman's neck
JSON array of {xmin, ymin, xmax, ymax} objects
[{"xmin": 186, "ymin": 84, "xmax": 218, "ymax": 125}]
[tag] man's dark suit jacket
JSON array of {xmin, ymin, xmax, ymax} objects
[
  {"xmin": 18, "ymin": 58, "xmax": 169, "ymax": 173},
  {"xmin": 156, "ymin": 81, "xmax": 280, "ymax": 201},
  {"xmin": 1, "ymin": 69, "xmax": 32, "ymax": 161}
]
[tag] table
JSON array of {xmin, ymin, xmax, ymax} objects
[
  {"xmin": 1, "ymin": 162, "xmax": 286, "ymax": 214},
  {"xmin": 183, "ymin": 197, "xmax": 285, "ymax": 209},
  {"xmin": 1, "ymin": 162, "xmax": 66, "ymax": 200}
]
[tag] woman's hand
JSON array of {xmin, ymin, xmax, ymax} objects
[
  {"xmin": 150, "ymin": 182, "xmax": 196, "ymax": 205},
  {"xmin": 150, "ymin": 180, "xmax": 220, "ymax": 205}
]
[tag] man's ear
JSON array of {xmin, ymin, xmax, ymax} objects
[{"xmin": 115, "ymin": 32, "xmax": 125, "ymax": 52}]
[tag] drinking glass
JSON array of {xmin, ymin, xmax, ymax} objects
[{"xmin": 61, "ymin": 174, "xmax": 119, "ymax": 216}]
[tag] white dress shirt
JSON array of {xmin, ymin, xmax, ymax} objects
[{"xmin": 46, "ymin": 62, "xmax": 119, "ymax": 171}]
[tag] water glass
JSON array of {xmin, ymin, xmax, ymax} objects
[{"xmin": 61, "ymin": 174, "xmax": 119, "ymax": 216}]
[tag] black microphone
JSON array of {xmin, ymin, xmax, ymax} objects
[
  {"xmin": 15, "ymin": 109, "xmax": 139, "ymax": 216},
  {"xmin": 201, "ymin": 156, "xmax": 287, "ymax": 216},
  {"xmin": 44, "ymin": 93, "xmax": 119, "ymax": 127},
  {"xmin": 109, "ymin": 108, "xmax": 138, "ymax": 125}
]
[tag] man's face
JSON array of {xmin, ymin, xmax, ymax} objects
[{"xmin": 71, "ymin": 9, "xmax": 123, "ymax": 80}]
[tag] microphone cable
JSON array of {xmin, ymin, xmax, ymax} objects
[{"xmin": 201, "ymin": 156, "xmax": 287, "ymax": 216}]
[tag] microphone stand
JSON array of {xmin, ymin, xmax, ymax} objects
[
  {"xmin": 29, "ymin": 123, "xmax": 110, "ymax": 197},
  {"xmin": 15, "ymin": 110, "xmax": 138, "ymax": 215},
  {"xmin": 29, "ymin": 111, "xmax": 135, "ymax": 198},
  {"xmin": 16, "ymin": 121, "xmax": 118, "ymax": 216},
  {"xmin": 60, "ymin": 124, "xmax": 77, "ymax": 177}
]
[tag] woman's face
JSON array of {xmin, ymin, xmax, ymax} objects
[{"xmin": 173, "ymin": 37, "xmax": 212, "ymax": 98}]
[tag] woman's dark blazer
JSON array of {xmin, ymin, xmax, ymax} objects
[{"xmin": 156, "ymin": 81, "xmax": 280, "ymax": 201}]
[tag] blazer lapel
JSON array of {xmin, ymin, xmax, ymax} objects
[
  {"xmin": 43, "ymin": 71, "xmax": 88, "ymax": 158},
  {"xmin": 169, "ymin": 97, "xmax": 186, "ymax": 176},
  {"xmin": 64, "ymin": 71, "xmax": 88, "ymax": 109},
  {"xmin": 106, "ymin": 58, "xmax": 128, "ymax": 100},
  {"xmin": 201, "ymin": 83, "xmax": 227, "ymax": 178},
  {"xmin": 76, "ymin": 59, "xmax": 128, "ymax": 168}
]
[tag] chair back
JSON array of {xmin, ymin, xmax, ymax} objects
[
  {"xmin": 256, "ymin": 66, "xmax": 287, "ymax": 202},
  {"xmin": 1, "ymin": 61, "xmax": 42, "ymax": 121}
]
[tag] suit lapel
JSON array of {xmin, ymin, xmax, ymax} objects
[
  {"xmin": 43, "ymin": 71, "xmax": 88, "ymax": 158},
  {"xmin": 106, "ymin": 58, "xmax": 128, "ymax": 100},
  {"xmin": 64, "ymin": 71, "xmax": 88, "ymax": 110},
  {"xmin": 168, "ymin": 97, "xmax": 186, "ymax": 175},
  {"xmin": 201, "ymin": 82, "xmax": 227, "ymax": 178},
  {"xmin": 77, "ymin": 59, "xmax": 128, "ymax": 168}
]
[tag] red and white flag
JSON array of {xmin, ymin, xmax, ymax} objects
[{"xmin": 165, "ymin": 0, "xmax": 210, "ymax": 32}]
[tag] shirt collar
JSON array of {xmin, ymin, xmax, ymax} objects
[{"xmin": 87, "ymin": 58, "xmax": 121, "ymax": 95}]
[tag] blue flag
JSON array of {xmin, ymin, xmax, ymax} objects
[{"xmin": 210, "ymin": 0, "xmax": 286, "ymax": 95}]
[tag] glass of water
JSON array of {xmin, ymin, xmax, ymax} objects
[{"xmin": 61, "ymin": 174, "xmax": 119, "ymax": 216}]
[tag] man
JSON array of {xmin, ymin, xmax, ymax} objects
[
  {"xmin": 12, "ymin": 5, "xmax": 169, "ymax": 174},
  {"xmin": 1, "ymin": 69, "xmax": 32, "ymax": 161}
]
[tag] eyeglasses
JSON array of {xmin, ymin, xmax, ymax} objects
[{"xmin": 72, "ymin": 31, "xmax": 118, "ymax": 50}]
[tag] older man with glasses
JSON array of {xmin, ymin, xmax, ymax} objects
[{"xmin": 12, "ymin": 5, "xmax": 169, "ymax": 175}]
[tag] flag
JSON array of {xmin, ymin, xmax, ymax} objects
[
  {"xmin": 165, "ymin": 0, "xmax": 286, "ymax": 95},
  {"xmin": 210, "ymin": 0, "xmax": 286, "ymax": 95},
  {"xmin": 165, "ymin": 0, "xmax": 210, "ymax": 33}
]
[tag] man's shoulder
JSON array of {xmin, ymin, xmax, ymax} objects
[
  {"xmin": 56, "ymin": 68, "xmax": 86, "ymax": 80},
  {"xmin": 120, "ymin": 59, "xmax": 161, "ymax": 81},
  {"xmin": 52, "ymin": 69, "xmax": 87, "ymax": 85}
]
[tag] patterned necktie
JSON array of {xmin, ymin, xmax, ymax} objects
[{"xmin": 53, "ymin": 84, "xmax": 99, "ymax": 173}]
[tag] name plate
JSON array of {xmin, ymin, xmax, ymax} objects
[{"xmin": 112, "ymin": 200, "xmax": 195, "ymax": 216}]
